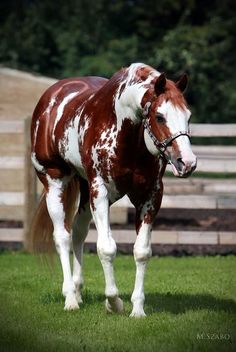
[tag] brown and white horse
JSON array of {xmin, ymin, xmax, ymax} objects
[{"xmin": 30, "ymin": 63, "xmax": 197, "ymax": 317}]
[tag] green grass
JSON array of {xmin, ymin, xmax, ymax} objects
[{"xmin": 0, "ymin": 252, "xmax": 235, "ymax": 352}]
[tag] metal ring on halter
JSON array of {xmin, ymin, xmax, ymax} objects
[{"xmin": 143, "ymin": 119, "xmax": 191, "ymax": 164}]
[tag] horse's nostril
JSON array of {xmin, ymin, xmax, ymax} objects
[
  {"xmin": 177, "ymin": 158, "xmax": 184, "ymax": 164},
  {"xmin": 177, "ymin": 158, "xmax": 185, "ymax": 171}
]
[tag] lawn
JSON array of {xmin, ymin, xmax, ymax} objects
[{"xmin": 0, "ymin": 252, "xmax": 235, "ymax": 352}]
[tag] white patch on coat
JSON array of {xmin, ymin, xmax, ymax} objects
[
  {"xmin": 78, "ymin": 115, "xmax": 90, "ymax": 145},
  {"xmin": 33, "ymin": 120, "xmax": 40, "ymax": 148},
  {"xmin": 89, "ymin": 124, "xmax": 121, "ymax": 202},
  {"xmin": 91, "ymin": 144, "xmax": 99, "ymax": 172},
  {"xmin": 91, "ymin": 124, "xmax": 117, "ymax": 171},
  {"xmin": 53, "ymin": 92, "xmax": 78, "ymax": 141},
  {"xmin": 114, "ymin": 63, "xmax": 160, "ymax": 130},
  {"xmin": 100, "ymin": 125, "xmax": 117, "ymax": 156},
  {"xmin": 87, "ymin": 93, "xmax": 95, "ymax": 101},
  {"xmin": 46, "ymin": 175, "xmax": 66, "ymax": 227},
  {"xmin": 45, "ymin": 97, "xmax": 56, "ymax": 115},
  {"xmin": 143, "ymin": 130, "xmax": 161, "ymax": 157},
  {"xmin": 58, "ymin": 107, "xmax": 88, "ymax": 179},
  {"xmin": 31, "ymin": 152, "xmax": 44, "ymax": 173}
]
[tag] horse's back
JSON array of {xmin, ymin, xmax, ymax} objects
[{"xmin": 31, "ymin": 76, "xmax": 107, "ymax": 167}]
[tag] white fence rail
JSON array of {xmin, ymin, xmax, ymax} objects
[
  {"xmin": 2, "ymin": 145, "xmax": 236, "ymax": 173},
  {"xmin": 1, "ymin": 120, "xmax": 236, "ymax": 136},
  {"xmin": 0, "ymin": 120, "xmax": 236, "ymax": 246}
]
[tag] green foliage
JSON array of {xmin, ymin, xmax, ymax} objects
[
  {"xmin": 0, "ymin": 253, "xmax": 236, "ymax": 351},
  {"xmin": 78, "ymin": 36, "xmax": 139, "ymax": 77},
  {"xmin": 151, "ymin": 15, "xmax": 236, "ymax": 123},
  {"xmin": 0, "ymin": 0, "xmax": 236, "ymax": 123}
]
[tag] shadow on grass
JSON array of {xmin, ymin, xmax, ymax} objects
[
  {"xmin": 143, "ymin": 292, "xmax": 236, "ymax": 315},
  {"xmin": 39, "ymin": 289, "xmax": 105, "ymax": 305},
  {"xmin": 40, "ymin": 289, "xmax": 236, "ymax": 315}
]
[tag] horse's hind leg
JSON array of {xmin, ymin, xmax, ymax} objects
[
  {"xmin": 44, "ymin": 173, "xmax": 79, "ymax": 310},
  {"xmin": 72, "ymin": 180, "xmax": 92, "ymax": 303}
]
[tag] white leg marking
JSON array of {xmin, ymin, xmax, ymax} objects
[
  {"xmin": 130, "ymin": 223, "xmax": 152, "ymax": 318},
  {"xmin": 91, "ymin": 177, "xmax": 123, "ymax": 313},
  {"xmin": 72, "ymin": 202, "xmax": 91, "ymax": 304},
  {"xmin": 46, "ymin": 176, "xmax": 79, "ymax": 310}
]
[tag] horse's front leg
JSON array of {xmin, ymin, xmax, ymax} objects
[
  {"xmin": 90, "ymin": 176, "xmax": 123, "ymax": 313},
  {"xmin": 130, "ymin": 220, "xmax": 152, "ymax": 317},
  {"xmin": 130, "ymin": 191, "xmax": 162, "ymax": 317}
]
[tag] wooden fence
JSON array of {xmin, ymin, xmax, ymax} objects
[{"xmin": 0, "ymin": 119, "xmax": 236, "ymax": 248}]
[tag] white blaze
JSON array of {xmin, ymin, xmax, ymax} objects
[{"xmin": 157, "ymin": 100, "xmax": 195, "ymax": 164}]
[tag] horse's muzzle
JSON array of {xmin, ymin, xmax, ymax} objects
[{"xmin": 171, "ymin": 155, "xmax": 197, "ymax": 178}]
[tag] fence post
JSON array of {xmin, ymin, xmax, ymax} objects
[{"xmin": 24, "ymin": 116, "xmax": 37, "ymax": 251}]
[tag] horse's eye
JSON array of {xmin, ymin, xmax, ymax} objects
[{"xmin": 156, "ymin": 113, "xmax": 165, "ymax": 123}]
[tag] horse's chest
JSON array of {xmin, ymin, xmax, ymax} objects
[
  {"xmin": 87, "ymin": 126, "xmax": 119, "ymax": 175},
  {"xmin": 87, "ymin": 128, "xmax": 135, "ymax": 199},
  {"xmin": 94, "ymin": 126, "xmax": 117, "ymax": 155}
]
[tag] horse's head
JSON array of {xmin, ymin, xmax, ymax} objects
[{"xmin": 142, "ymin": 72, "xmax": 197, "ymax": 178}]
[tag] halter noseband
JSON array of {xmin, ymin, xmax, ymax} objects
[{"xmin": 142, "ymin": 103, "xmax": 191, "ymax": 163}]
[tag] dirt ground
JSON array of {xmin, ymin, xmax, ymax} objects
[
  {"xmin": 125, "ymin": 208, "xmax": 236, "ymax": 231},
  {"xmin": 153, "ymin": 209, "xmax": 236, "ymax": 231}
]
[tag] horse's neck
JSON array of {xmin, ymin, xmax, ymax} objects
[
  {"xmin": 111, "ymin": 79, "xmax": 149, "ymax": 157},
  {"xmin": 131, "ymin": 122, "xmax": 166, "ymax": 175},
  {"xmin": 114, "ymin": 81, "xmax": 147, "ymax": 130}
]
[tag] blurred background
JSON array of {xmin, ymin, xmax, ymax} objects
[
  {"xmin": 1, "ymin": 0, "xmax": 236, "ymax": 124},
  {"xmin": 1, "ymin": 4, "xmax": 236, "ymax": 347},
  {"xmin": 0, "ymin": 0, "xmax": 235, "ymax": 252}
]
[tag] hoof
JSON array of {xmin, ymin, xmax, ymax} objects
[
  {"xmin": 129, "ymin": 309, "xmax": 146, "ymax": 318},
  {"xmin": 76, "ymin": 292, "xmax": 83, "ymax": 304},
  {"xmin": 105, "ymin": 297, "xmax": 124, "ymax": 314},
  {"xmin": 64, "ymin": 293, "xmax": 80, "ymax": 311}
]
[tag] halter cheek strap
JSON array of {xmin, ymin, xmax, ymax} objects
[{"xmin": 143, "ymin": 119, "xmax": 191, "ymax": 163}]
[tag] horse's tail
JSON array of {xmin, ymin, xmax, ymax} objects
[{"xmin": 29, "ymin": 176, "xmax": 80, "ymax": 253}]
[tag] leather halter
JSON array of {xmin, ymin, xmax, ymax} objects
[{"xmin": 142, "ymin": 115, "xmax": 191, "ymax": 164}]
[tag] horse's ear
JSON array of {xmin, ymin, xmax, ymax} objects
[
  {"xmin": 176, "ymin": 73, "xmax": 188, "ymax": 93},
  {"xmin": 154, "ymin": 73, "xmax": 166, "ymax": 95}
]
